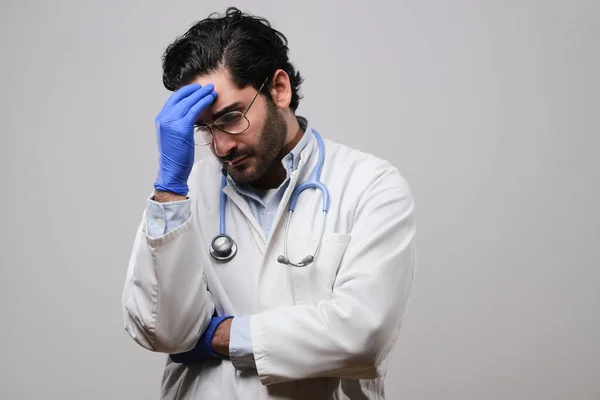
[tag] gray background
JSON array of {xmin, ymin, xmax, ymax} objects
[{"xmin": 1, "ymin": 0, "xmax": 598, "ymax": 399}]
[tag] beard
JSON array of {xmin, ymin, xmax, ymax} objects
[{"xmin": 220, "ymin": 100, "xmax": 287, "ymax": 184}]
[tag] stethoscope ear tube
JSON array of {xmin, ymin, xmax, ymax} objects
[
  {"xmin": 277, "ymin": 255, "xmax": 315, "ymax": 267},
  {"xmin": 277, "ymin": 210, "xmax": 326, "ymax": 267}
]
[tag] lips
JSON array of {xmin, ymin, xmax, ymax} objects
[{"xmin": 228, "ymin": 156, "xmax": 248, "ymax": 167}]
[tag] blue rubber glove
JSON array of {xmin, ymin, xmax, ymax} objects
[
  {"xmin": 169, "ymin": 315, "xmax": 233, "ymax": 364},
  {"xmin": 153, "ymin": 83, "xmax": 217, "ymax": 195}
]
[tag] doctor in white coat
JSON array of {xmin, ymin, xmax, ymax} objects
[{"xmin": 122, "ymin": 7, "xmax": 416, "ymax": 400}]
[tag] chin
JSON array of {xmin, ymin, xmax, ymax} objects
[{"xmin": 227, "ymin": 162, "xmax": 260, "ymax": 184}]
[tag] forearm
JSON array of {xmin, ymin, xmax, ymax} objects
[
  {"xmin": 211, "ymin": 318, "xmax": 232, "ymax": 356},
  {"xmin": 122, "ymin": 209, "xmax": 214, "ymax": 354},
  {"xmin": 250, "ymin": 281, "xmax": 411, "ymax": 385},
  {"xmin": 207, "ymin": 297, "xmax": 399, "ymax": 380}
]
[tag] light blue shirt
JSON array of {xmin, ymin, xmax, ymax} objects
[{"xmin": 146, "ymin": 117, "xmax": 311, "ymax": 370}]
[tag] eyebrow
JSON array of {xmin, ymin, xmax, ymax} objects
[{"xmin": 197, "ymin": 102, "xmax": 245, "ymax": 126}]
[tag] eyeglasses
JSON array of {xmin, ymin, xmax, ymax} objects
[{"xmin": 194, "ymin": 77, "xmax": 269, "ymax": 146}]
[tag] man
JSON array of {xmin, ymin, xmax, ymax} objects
[{"xmin": 122, "ymin": 7, "xmax": 416, "ymax": 399}]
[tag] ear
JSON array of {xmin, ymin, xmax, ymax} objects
[{"xmin": 268, "ymin": 69, "xmax": 292, "ymax": 109}]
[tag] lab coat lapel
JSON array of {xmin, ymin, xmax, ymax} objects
[{"xmin": 222, "ymin": 180, "xmax": 267, "ymax": 252}]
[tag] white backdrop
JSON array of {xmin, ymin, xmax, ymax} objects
[{"xmin": 1, "ymin": 0, "xmax": 598, "ymax": 399}]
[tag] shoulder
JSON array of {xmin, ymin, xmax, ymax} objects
[
  {"xmin": 322, "ymin": 137, "xmax": 412, "ymax": 198},
  {"xmin": 321, "ymin": 137, "xmax": 415, "ymax": 233}
]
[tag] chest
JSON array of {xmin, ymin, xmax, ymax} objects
[{"xmin": 193, "ymin": 171, "xmax": 356, "ymax": 315}]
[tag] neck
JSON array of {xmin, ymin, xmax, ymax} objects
[{"xmin": 252, "ymin": 117, "xmax": 303, "ymax": 190}]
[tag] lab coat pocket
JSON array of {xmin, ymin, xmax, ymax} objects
[{"xmin": 287, "ymin": 233, "xmax": 351, "ymax": 304}]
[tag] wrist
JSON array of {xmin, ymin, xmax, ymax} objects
[
  {"xmin": 210, "ymin": 317, "xmax": 233, "ymax": 357},
  {"xmin": 153, "ymin": 189, "xmax": 188, "ymax": 203}
]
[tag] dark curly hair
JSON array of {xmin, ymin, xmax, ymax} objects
[{"xmin": 161, "ymin": 7, "xmax": 304, "ymax": 111}]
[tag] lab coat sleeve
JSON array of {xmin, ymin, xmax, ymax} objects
[
  {"xmin": 250, "ymin": 166, "xmax": 416, "ymax": 385},
  {"xmin": 121, "ymin": 196, "xmax": 215, "ymax": 354}
]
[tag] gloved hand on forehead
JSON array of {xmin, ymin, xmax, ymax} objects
[{"xmin": 153, "ymin": 83, "xmax": 217, "ymax": 196}]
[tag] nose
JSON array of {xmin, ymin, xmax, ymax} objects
[{"xmin": 211, "ymin": 128, "xmax": 237, "ymax": 157}]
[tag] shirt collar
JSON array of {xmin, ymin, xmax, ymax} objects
[{"xmin": 281, "ymin": 116, "xmax": 310, "ymax": 175}]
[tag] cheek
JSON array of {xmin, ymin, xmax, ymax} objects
[{"xmin": 239, "ymin": 120, "xmax": 265, "ymax": 148}]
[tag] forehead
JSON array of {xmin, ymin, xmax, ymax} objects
[
  {"xmin": 191, "ymin": 69, "xmax": 237, "ymax": 94},
  {"xmin": 191, "ymin": 70, "xmax": 257, "ymax": 122}
]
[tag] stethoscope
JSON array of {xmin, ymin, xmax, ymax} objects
[{"xmin": 209, "ymin": 130, "xmax": 329, "ymax": 267}]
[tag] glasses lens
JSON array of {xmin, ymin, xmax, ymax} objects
[
  {"xmin": 215, "ymin": 111, "xmax": 250, "ymax": 134},
  {"xmin": 194, "ymin": 126, "xmax": 213, "ymax": 146}
]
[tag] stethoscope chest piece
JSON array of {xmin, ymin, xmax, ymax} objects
[{"xmin": 210, "ymin": 234, "xmax": 237, "ymax": 262}]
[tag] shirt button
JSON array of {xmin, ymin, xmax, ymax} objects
[{"xmin": 156, "ymin": 218, "xmax": 164, "ymax": 226}]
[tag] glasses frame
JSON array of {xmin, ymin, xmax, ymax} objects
[{"xmin": 195, "ymin": 76, "xmax": 270, "ymax": 146}]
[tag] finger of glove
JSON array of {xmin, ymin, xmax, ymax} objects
[
  {"xmin": 162, "ymin": 83, "xmax": 202, "ymax": 111},
  {"xmin": 176, "ymin": 84, "xmax": 215, "ymax": 115},
  {"xmin": 185, "ymin": 91, "xmax": 218, "ymax": 123}
]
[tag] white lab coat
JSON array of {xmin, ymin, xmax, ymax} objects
[{"xmin": 122, "ymin": 130, "xmax": 416, "ymax": 399}]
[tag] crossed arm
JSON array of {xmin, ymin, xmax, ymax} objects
[
  {"xmin": 124, "ymin": 166, "xmax": 416, "ymax": 385},
  {"xmin": 168, "ymin": 167, "xmax": 417, "ymax": 384}
]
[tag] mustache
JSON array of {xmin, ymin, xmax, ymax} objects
[{"xmin": 219, "ymin": 150, "xmax": 250, "ymax": 163}]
